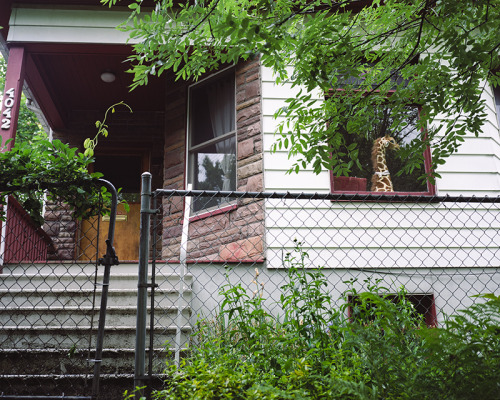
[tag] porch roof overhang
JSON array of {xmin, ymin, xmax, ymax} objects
[{"xmin": 1, "ymin": 1, "xmax": 167, "ymax": 135}]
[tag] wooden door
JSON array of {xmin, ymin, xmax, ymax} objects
[{"xmin": 79, "ymin": 202, "xmax": 141, "ymax": 261}]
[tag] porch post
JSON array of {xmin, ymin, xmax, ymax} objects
[
  {"xmin": 1, "ymin": 46, "xmax": 26, "ymax": 152},
  {"xmin": 0, "ymin": 46, "xmax": 25, "ymax": 268}
]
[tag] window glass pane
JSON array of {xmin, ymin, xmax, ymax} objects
[
  {"xmin": 190, "ymin": 94, "xmax": 214, "ymax": 147},
  {"xmin": 190, "ymin": 74, "xmax": 235, "ymax": 148},
  {"xmin": 494, "ymin": 86, "xmax": 500, "ymax": 128},
  {"xmin": 339, "ymin": 106, "xmax": 427, "ymax": 193},
  {"xmin": 191, "ymin": 137, "xmax": 236, "ymax": 212}
]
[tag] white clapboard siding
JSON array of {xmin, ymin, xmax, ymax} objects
[
  {"xmin": 261, "ymin": 65, "xmax": 330, "ymax": 192},
  {"xmin": 434, "ymin": 86, "xmax": 500, "ymax": 196},
  {"xmin": 264, "ymin": 199, "xmax": 500, "ymax": 270},
  {"xmin": 7, "ymin": 6, "xmax": 133, "ymax": 44}
]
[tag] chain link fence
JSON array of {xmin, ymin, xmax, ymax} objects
[
  {"xmin": 3, "ymin": 185, "xmax": 500, "ymax": 398},
  {"xmin": 144, "ymin": 189, "xmax": 500, "ymax": 383},
  {"xmin": 0, "ymin": 184, "xmax": 125, "ymax": 400}
]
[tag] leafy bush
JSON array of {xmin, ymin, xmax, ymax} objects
[
  {"xmin": 152, "ymin": 242, "xmax": 500, "ymax": 400},
  {"xmin": 0, "ymin": 134, "xmax": 106, "ymax": 224},
  {"xmin": 0, "ymin": 103, "xmax": 130, "ymax": 223}
]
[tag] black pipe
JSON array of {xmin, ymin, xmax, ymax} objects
[{"xmin": 91, "ymin": 179, "xmax": 119, "ymax": 399}]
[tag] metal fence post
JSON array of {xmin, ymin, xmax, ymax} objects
[
  {"xmin": 135, "ymin": 172, "xmax": 152, "ymax": 399},
  {"xmin": 91, "ymin": 179, "xmax": 119, "ymax": 400}
]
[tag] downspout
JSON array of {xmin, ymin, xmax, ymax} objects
[{"xmin": 175, "ymin": 185, "xmax": 191, "ymax": 366}]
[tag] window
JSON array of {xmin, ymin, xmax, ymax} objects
[
  {"xmin": 330, "ymin": 104, "xmax": 434, "ymax": 194},
  {"xmin": 187, "ymin": 70, "xmax": 237, "ymax": 213},
  {"xmin": 494, "ymin": 85, "xmax": 500, "ymax": 129},
  {"xmin": 330, "ymin": 62, "xmax": 434, "ymax": 195},
  {"xmin": 348, "ymin": 293, "xmax": 437, "ymax": 327}
]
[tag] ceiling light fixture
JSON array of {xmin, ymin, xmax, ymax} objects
[{"xmin": 100, "ymin": 71, "xmax": 116, "ymax": 83}]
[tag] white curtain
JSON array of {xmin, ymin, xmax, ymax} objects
[{"xmin": 207, "ymin": 79, "xmax": 235, "ymax": 191}]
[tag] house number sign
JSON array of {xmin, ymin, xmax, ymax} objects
[{"xmin": 1, "ymin": 88, "xmax": 16, "ymax": 130}]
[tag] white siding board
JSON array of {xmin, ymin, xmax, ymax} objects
[
  {"xmin": 261, "ymin": 65, "xmax": 294, "ymax": 82},
  {"xmin": 261, "ymin": 65, "xmax": 331, "ymax": 193},
  {"xmin": 264, "ymin": 170, "xmax": 330, "ymax": 192},
  {"xmin": 8, "ymin": 26, "xmax": 130, "ymax": 44},
  {"xmin": 267, "ymin": 226, "xmax": 500, "ymax": 249},
  {"xmin": 9, "ymin": 7, "xmax": 129, "ymax": 27},
  {"xmin": 261, "ymin": 81, "xmax": 303, "ymax": 99},
  {"xmin": 8, "ymin": 6, "xmax": 134, "ymax": 44},
  {"xmin": 263, "ymin": 152, "xmax": 313, "ymax": 172},
  {"xmin": 264, "ymin": 245, "xmax": 500, "ymax": 269},
  {"xmin": 262, "ymin": 99, "xmax": 290, "ymax": 116},
  {"xmin": 265, "ymin": 206, "xmax": 500, "ymax": 229},
  {"xmin": 441, "ymin": 136, "xmax": 500, "ymax": 156},
  {"xmin": 437, "ymin": 154, "xmax": 500, "ymax": 173},
  {"xmin": 437, "ymin": 172, "xmax": 500, "ymax": 192},
  {"xmin": 263, "ymin": 115, "xmax": 284, "ymax": 134}
]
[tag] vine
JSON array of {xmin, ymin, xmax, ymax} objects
[{"xmin": 0, "ymin": 102, "xmax": 131, "ymax": 224}]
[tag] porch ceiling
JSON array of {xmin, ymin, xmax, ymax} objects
[{"xmin": 24, "ymin": 44, "xmax": 167, "ymax": 132}]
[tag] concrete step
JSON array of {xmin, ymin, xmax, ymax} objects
[
  {"xmin": 0, "ymin": 271, "xmax": 193, "ymax": 291},
  {"xmin": 0, "ymin": 287, "xmax": 192, "ymax": 308},
  {"xmin": 1, "ymin": 262, "xmax": 188, "ymax": 279},
  {"xmin": 0, "ymin": 262, "xmax": 192, "ymax": 398},
  {"xmin": 0, "ymin": 306, "xmax": 191, "ymax": 327},
  {"xmin": 0, "ymin": 325, "xmax": 192, "ymax": 350},
  {"xmin": 0, "ymin": 372, "xmax": 136, "ymax": 400},
  {"xmin": 0, "ymin": 347, "xmax": 177, "ymax": 376}
]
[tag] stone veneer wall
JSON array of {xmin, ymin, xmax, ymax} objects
[
  {"xmin": 43, "ymin": 200, "xmax": 78, "ymax": 260},
  {"xmin": 43, "ymin": 133, "xmax": 80, "ymax": 260},
  {"xmin": 161, "ymin": 57, "xmax": 265, "ymax": 262}
]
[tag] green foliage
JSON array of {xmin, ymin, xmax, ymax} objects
[
  {"xmin": 151, "ymin": 242, "xmax": 500, "ymax": 400},
  {"xmin": 414, "ymin": 294, "xmax": 500, "ymax": 399},
  {"xmin": 106, "ymin": 0, "xmax": 499, "ymax": 179},
  {"xmin": 0, "ymin": 134, "xmax": 107, "ymax": 224},
  {"xmin": 83, "ymin": 101, "xmax": 132, "ymax": 157}
]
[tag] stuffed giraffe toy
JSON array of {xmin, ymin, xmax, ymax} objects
[{"xmin": 371, "ymin": 135, "xmax": 400, "ymax": 192}]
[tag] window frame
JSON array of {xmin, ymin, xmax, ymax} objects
[
  {"xmin": 186, "ymin": 67, "xmax": 238, "ymax": 215},
  {"xmin": 327, "ymin": 88, "xmax": 436, "ymax": 196},
  {"xmin": 347, "ymin": 293, "xmax": 437, "ymax": 328},
  {"xmin": 493, "ymin": 85, "xmax": 500, "ymax": 129}
]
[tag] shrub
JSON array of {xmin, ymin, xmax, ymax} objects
[{"xmin": 151, "ymin": 242, "xmax": 500, "ymax": 400}]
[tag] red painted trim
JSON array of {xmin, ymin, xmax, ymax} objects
[
  {"xmin": 426, "ymin": 294, "xmax": 438, "ymax": 327},
  {"xmin": 3, "ymin": 196, "xmax": 55, "ymax": 263},
  {"xmin": 24, "ymin": 54, "xmax": 65, "ymax": 130},
  {"xmin": 1, "ymin": 46, "xmax": 25, "ymax": 152},
  {"xmin": 189, "ymin": 203, "xmax": 238, "ymax": 222}
]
